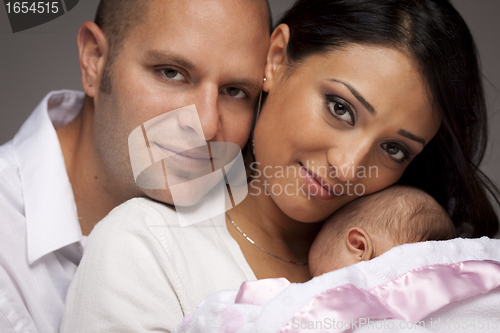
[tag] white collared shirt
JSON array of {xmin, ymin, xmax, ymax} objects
[{"xmin": 0, "ymin": 90, "xmax": 86, "ymax": 333}]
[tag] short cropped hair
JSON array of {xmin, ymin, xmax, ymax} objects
[
  {"xmin": 94, "ymin": 0, "xmax": 273, "ymax": 60},
  {"xmin": 94, "ymin": 1, "xmax": 145, "ymax": 60},
  {"xmin": 326, "ymin": 185, "xmax": 456, "ymax": 246}
]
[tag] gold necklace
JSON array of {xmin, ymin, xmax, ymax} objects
[{"xmin": 225, "ymin": 212, "xmax": 308, "ymax": 266}]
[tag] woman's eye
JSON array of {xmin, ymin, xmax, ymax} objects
[
  {"xmin": 222, "ymin": 87, "xmax": 247, "ymax": 99},
  {"xmin": 159, "ymin": 68, "xmax": 186, "ymax": 81},
  {"xmin": 381, "ymin": 143, "xmax": 409, "ymax": 163},
  {"xmin": 327, "ymin": 97, "xmax": 354, "ymax": 126}
]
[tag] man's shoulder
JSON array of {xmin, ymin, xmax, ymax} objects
[{"xmin": 0, "ymin": 140, "xmax": 23, "ymax": 213}]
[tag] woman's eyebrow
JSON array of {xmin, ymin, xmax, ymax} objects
[
  {"xmin": 398, "ymin": 129, "xmax": 426, "ymax": 147},
  {"xmin": 328, "ymin": 79, "xmax": 376, "ymax": 114}
]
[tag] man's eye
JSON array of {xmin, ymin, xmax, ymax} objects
[
  {"xmin": 327, "ymin": 96, "xmax": 355, "ymax": 126},
  {"xmin": 223, "ymin": 87, "xmax": 247, "ymax": 99},
  {"xmin": 381, "ymin": 143, "xmax": 409, "ymax": 163},
  {"xmin": 159, "ymin": 68, "xmax": 186, "ymax": 81}
]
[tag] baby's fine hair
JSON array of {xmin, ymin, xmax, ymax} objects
[{"xmin": 327, "ymin": 185, "xmax": 456, "ymax": 245}]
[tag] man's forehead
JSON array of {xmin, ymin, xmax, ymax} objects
[
  {"xmin": 143, "ymin": 0, "xmax": 270, "ymax": 28},
  {"xmin": 128, "ymin": 0, "xmax": 270, "ymax": 60}
]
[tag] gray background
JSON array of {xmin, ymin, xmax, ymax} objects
[{"xmin": 1, "ymin": 0, "xmax": 499, "ymax": 214}]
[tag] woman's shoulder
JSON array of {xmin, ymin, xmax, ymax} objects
[
  {"xmin": 89, "ymin": 197, "xmax": 178, "ymax": 241},
  {"xmin": 107, "ymin": 197, "xmax": 177, "ymax": 222}
]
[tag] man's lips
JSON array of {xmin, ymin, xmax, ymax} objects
[
  {"xmin": 154, "ymin": 142, "xmax": 211, "ymax": 159},
  {"xmin": 299, "ymin": 162, "xmax": 340, "ymax": 196},
  {"xmin": 153, "ymin": 142, "xmax": 214, "ymax": 170}
]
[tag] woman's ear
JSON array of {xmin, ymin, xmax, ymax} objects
[
  {"xmin": 346, "ymin": 227, "xmax": 374, "ymax": 262},
  {"xmin": 263, "ymin": 24, "xmax": 290, "ymax": 93},
  {"xmin": 77, "ymin": 21, "xmax": 109, "ymax": 98}
]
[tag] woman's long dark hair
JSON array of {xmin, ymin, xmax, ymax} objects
[{"xmin": 278, "ymin": 0, "xmax": 499, "ymax": 237}]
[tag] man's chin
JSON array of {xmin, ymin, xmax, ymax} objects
[
  {"xmin": 141, "ymin": 189, "xmax": 176, "ymax": 207},
  {"xmin": 141, "ymin": 188, "xmax": 209, "ymax": 208}
]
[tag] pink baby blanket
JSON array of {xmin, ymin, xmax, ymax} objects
[{"xmin": 174, "ymin": 237, "xmax": 500, "ymax": 333}]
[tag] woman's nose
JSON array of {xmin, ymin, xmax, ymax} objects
[{"xmin": 327, "ymin": 138, "xmax": 372, "ymax": 182}]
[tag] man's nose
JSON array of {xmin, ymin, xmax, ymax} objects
[
  {"xmin": 327, "ymin": 137, "xmax": 372, "ymax": 182},
  {"xmin": 195, "ymin": 85, "xmax": 221, "ymax": 141}
]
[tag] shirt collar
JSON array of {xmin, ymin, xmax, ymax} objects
[{"xmin": 14, "ymin": 90, "xmax": 85, "ymax": 264}]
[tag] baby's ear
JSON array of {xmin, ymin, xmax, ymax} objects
[{"xmin": 346, "ymin": 227, "xmax": 374, "ymax": 262}]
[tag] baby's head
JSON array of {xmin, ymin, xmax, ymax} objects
[{"xmin": 309, "ymin": 185, "xmax": 455, "ymax": 277}]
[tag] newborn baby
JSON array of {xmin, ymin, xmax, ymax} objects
[
  {"xmin": 309, "ymin": 185, "xmax": 456, "ymax": 277},
  {"xmin": 173, "ymin": 186, "xmax": 460, "ymax": 333}
]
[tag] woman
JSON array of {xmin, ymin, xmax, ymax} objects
[{"xmin": 62, "ymin": 0, "xmax": 499, "ymax": 331}]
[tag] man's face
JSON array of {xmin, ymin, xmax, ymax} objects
[{"xmin": 92, "ymin": 0, "xmax": 270, "ymax": 204}]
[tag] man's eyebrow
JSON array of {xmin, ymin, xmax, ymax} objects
[
  {"xmin": 328, "ymin": 79, "xmax": 376, "ymax": 115},
  {"xmin": 398, "ymin": 129, "xmax": 426, "ymax": 147},
  {"xmin": 145, "ymin": 50, "xmax": 196, "ymax": 72}
]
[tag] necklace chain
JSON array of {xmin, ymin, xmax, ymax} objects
[{"xmin": 225, "ymin": 212, "xmax": 308, "ymax": 266}]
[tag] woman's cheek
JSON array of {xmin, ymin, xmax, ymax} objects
[{"xmin": 362, "ymin": 168, "xmax": 405, "ymax": 196}]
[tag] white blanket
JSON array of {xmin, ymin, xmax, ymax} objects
[{"xmin": 173, "ymin": 237, "xmax": 500, "ymax": 333}]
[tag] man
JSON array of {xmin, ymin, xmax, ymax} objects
[{"xmin": 0, "ymin": 0, "xmax": 271, "ymax": 331}]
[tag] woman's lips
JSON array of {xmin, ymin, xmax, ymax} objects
[{"xmin": 299, "ymin": 163, "xmax": 339, "ymax": 200}]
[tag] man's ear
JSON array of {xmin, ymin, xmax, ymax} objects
[
  {"xmin": 263, "ymin": 24, "xmax": 290, "ymax": 93},
  {"xmin": 77, "ymin": 21, "xmax": 109, "ymax": 98},
  {"xmin": 346, "ymin": 227, "xmax": 374, "ymax": 262}
]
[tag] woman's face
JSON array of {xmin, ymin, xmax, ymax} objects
[{"xmin": 253, "ymin": 43, "xmax": 441, "ymax": 222}]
